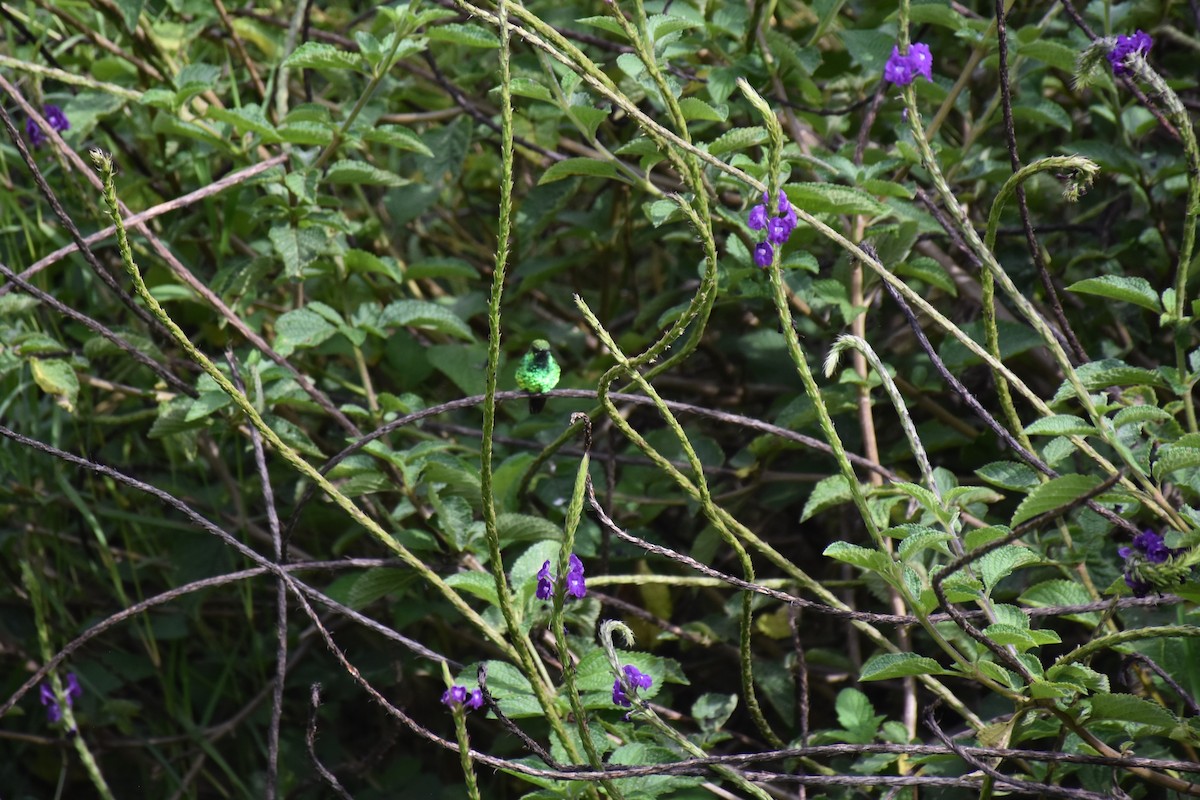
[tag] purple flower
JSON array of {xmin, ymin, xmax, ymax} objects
[
  {"xmin": 1108, "ymin": 30, "xmax": 1152, "ymax": 77},
  {"xmin": 39, "ymin": 673, "xmax": 81, "ymax": 724},
  {"xmin": 748, "ymin": 194, "xmax": 769, "ymax": 230},
  {"xmin": 1119, "ymin": 528, "xmax": 1182, "ymax": 596},
  {"xmin": 566, "ymin": 553, "xmax": 586, "ymax": 599},
  {"xmin": 1132, "ymin": 529, "xmax": 1171, "ymax": 564},
  {"xmin": 612, "ymin": 665, "xmax": 653, "ymax": 707},
  {"xmin": 777, "ymin": 191, "xmax": 797, "ymax": 229},
  {"xmin": 25, "ymin": 104, "xmax": 69, "ymax": 149},
  {"xmin": 442, "ymin": 684, "xmax": 484, "ymax": 712},
  {"xmin": 766, "ymin": 215, "xmax": 792, "ymax": 246},
  {"xmin": 884, "ymin": 42, "xmax": 934, "ymax": 86},
  {"xmin": 536, "ymin": 554, "xmax": 586, "ymax": 601},
  {"xmin": 536, "ymin": 560, "xmax": 554, "ymax": 600},
  {"xmin": 753, "ymin": 241, "xmax": 773, "ymax": 268}
]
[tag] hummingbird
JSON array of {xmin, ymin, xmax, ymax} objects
[{"xmin": 515, "ymin": 339, "xmax": 560, "ymax": 414}]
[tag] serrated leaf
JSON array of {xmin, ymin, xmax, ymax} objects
[
  {"xmin": 860, "ymin": 652, "xmax": 949, "ymax": 681},
  {"xmin": 1010, "ymin": 474, "xmax": 1102, "ymax": 526},
  {"xmin": 283, "ymin": 42, "xmax": 367, "ymax": 73},
  {"xmin": 976, "ymin": 461, "xmax": 1040, "ymax": 491},
  {"xmin": 1045, "ymin": 663, "xmax": 1109, "ymax": 694},
  {"xmin": 496, "ymin": 513, "xmax": 562, "ymax": 547},
  {"xmin": 1012, "ymin": 98, "xmax": 1072, "ymax": 132},
  {"xmin": 647, "ymin": 13, "xmax": 699, "ymax": 41},
  {"xmin": 1090, "ymin": 693, "xmax": 1178, "ymax": 730},
  {"xmin": 508, "ymin": 76, "xmax": 554, "ymax": 103},
  {"xmin": 206, "ymin": 104, "xmax": 279, "ymax": 142},
  {"xmin": 427, "ymin": 23, "xmax": 499, "ymax": 48},
  {"xmin": 575, "ymin": 15, "xmax": 626, "ymax": 36},
  {"xmin": 29, "ymin": 358, "xmax": 79, "ymax": 413},
  {"xmin": 185, "ymin": 391, "xmax": 232, "ymax": 422},
  {"xmin": 379, "ymin": 299, "xmax": 473, "ymax": 341},
  {"xmin": 345, "ymin": 568, "xmax": 416, "ymax": 609},
  {"xmin": 785, "ymin": 182, "xmax": 889, "ymax": 216},
  {"xmin": 1024, "ymin": 414, "xmax": 1097, "ymax": 436},
  {"xmin": 823, "ymin": 541, "xmax": 892, "ymax": 573},
  {"xmin": 1112, "ymin": 405, "xmax": 1173, "ymax": 429},
  {"xmin": 362, "ymin": 125, "xmax": 434, "ymax": 156},
  {"xmin": 1050, "ymin": 359, "xmax": 1167, "ymax": 405},
  {"xmin": 979, "ymin": 546, "xmax": 1040, "ymax": 593},
  {"xmin": 445, "ymin": 571, "xmax": 501, "ymax": 607},
  {"xmin": 678, "ymin": 97, "xmax": 727, "ymax": 122},
  {"xmin": 277, "ymin": 121, "xmax": 334, "ymax": 145},
  {"xmin": 801, "ymin": 474, "xmax": 852, "ymax": 521},
  {"xmin": 897, "ymin": 529, "xmax": 955, "ymax": 560},
  {"xmin": 706, "ymin": 126, "xmax": 767, "ymax": 156},
  {"xmin": 269, "ymin": 224, "xmax": 329, "ymax": 279},
  {"xmin": 273, "ymin": 308, "xmax": 337, "ymax": 357},
  {"xmin": 324, "ymin": 160, "xmax": 408, "ymax": 187},
  {"xmin": 539, "ymin": 157, "xmax": 619, "ymax": 185},
  {"xmin": 1019, "ymin": 579, "xmax": 1093, "ymax": 612},
  {"xmin": 895, "ymin": 256, "xmax": 955, "ymax": 295},
  {"xmin": 1068, "ymin": 275, "xmax": 1160, "ymax": 312},
  {"xmin": 1153, "ymin": 445, "xmax": 1200, "ymax": 481},
  {"xmin": 1017, "ymin": 39, "xmax": 1078, "ymax": 72}
]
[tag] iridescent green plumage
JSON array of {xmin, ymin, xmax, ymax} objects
[{"xmin": 515, "ymin": 339, "xmax": 560, "ymax": 413}]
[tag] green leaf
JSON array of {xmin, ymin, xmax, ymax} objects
[
  {"xmin": 324, "ymin": 160, "xmax": 409, "ymax": 187},
  {"xmin": 823, "ymin": 541, "xmax": 892, "ymax": 573},
  {"xmin": 206, "ymin": 104, "xmax": 279, "ymax": 143},
  {"xmin": 1050, "ymin": 359, "xmax": 1167, "ymax": 405},
  {"xmin": 29, "ymin": 358, "xmax": 79, "ymax": 413},
  {"xmin": 1010, "ymin": 474, "xmax": 1102, "ymax": 526},
  {"xmin": 185, "ymin": 391, "xmax": 232, "ymax": 422},
  {"xmin": 647, "ymin": 13, "xmax": 700, "ymax": 41},
  {"xmin": 445, "ymin": 571, "xmax": 500, "ymax": 607},
  {"xmin": 1153, "ymin": 445, "xmax": 1200, "ymax": 481},
  {"xmin": 345, "ymin": 568, "xmax": 415, "ymax": 609},
  {"xmin": 539, "ymin": 158, "xmax": 619, "ymax": 185},
  {"xmin": 1068, "ymin": 275, "xmax": 1161, "ymax": 312},
  {"xmin": 273, "ymin": 308, "xmax": 338, "ymax": 357},
  {"xmin": 362, "ymin": 125, "xmax": 434, "ymax": 156},
  {"xmin": 507, "ymin": 77, "xmax": 554, "ymax": 103},
  {"xmin": 379, "ymin": 299, "xmax": 474, "ymax": 341},
  {"xmin": 1017, "ymin": 39, "xmax": 1078, "ymax": 72},
  {"xmin": 283, "ymin": 42, "xmax": 367, "ymax": 73},
  {"xmin": 897, "ymin": 528, "xmax": 955, "ymax": 560},
  {"xmin": 979, "ymin": 546, "xmax": 1040, "ymax": 593},
  {"xmin": 801, "ymin": 474, "xmax": 852, "ymax": 521},
  {"xmin": 860, "ymin": 652, "xmax": 949, "ymax": 681},
  {"xmin": 678, "ymin": 97, "xmax": 727, "ymax": 122},
  {"xmin": 276, "ymin": 121, "xmax": 334, "ymax": 146},
  {"xmin": 785, "ymin": 182, "xmax": 889, "ymax": 216},
  {"xmin": 706, "ymin": 126, "xmax": 767, "ymax": 156},
  {"xmin": 427, "ymin": 23, "xmax": 499, "ymax": 48},
  {"xmin": 1018, "ymin": 579, "xmax": 1095, "ymax": 620},
  {"xmin": 112, "ymin": 0, "xmax": 145, "ymax": 30},
  {"xmin": 1012, "ymin": 98, "xmax": 1072, "ymax": 132},
  {"xmin": 894, "ymin": 256, "xmax": 955, "ymax": 295},
  {"xmin": 1112, "ymin": 405, "xmax": 1173, "ymax": 429},
  {"xmin": 269, "ymin": 224, "xmax": 330, "ymax": 279},
  {"xmin": 1024, "ymin": 414, "xmax": 1097, "ymax": 437},
  {"xmin": 976, "ymin": 461, "xmax": 1040, "ymax": 491},
  {"xmin": 495, "ymin": 513, "xmax": 562, "ymax": 547},
  {"xmin": 174, "ymin": 64, "xmax": 221, "ymax": 106},
  {"xmin": 1090, "ymin": 693, "xmax": 1178, "ymax": 730}
]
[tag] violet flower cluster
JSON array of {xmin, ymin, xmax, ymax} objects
[
  {"xmin": 747, "ymin": 190, "xmax": 797, "ymax": 268},
  {"xmin": 441, "ymin": 684, "xmax": 484, "ymax": 711},
  {"xmin": 612, "ymin": 664, "xmax": 652, "ymax": 707},
  {"xmin": 40, "ymin": 673, "xmax": 82, "ymax": 724},
  {"xmin": 884, "ymin": 42, "xmax": 933, "ymax": 86},
  {"xmin": 1119, "ymin": 529, "xmax": 1179, "ymax": 597},
  {"xmin": 26, "ymin": 104, "xmax": 70, "ymax": 148},
  {"xmin": 536, "ymin": 553, "xmax": 586, "ymax": 601},
  {"xmin": 1108, "ymin": 30, "xmax": 1152, "ymax": 77}
]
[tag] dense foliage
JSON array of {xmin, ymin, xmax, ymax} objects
[{"xmin": 2, "ymin": 0, "xmax": 1200, "ymax": 797}]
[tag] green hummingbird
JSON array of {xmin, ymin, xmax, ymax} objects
[{"xmin": 515, "ymin": 339, "xmax": 560, "ymax": 413}]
